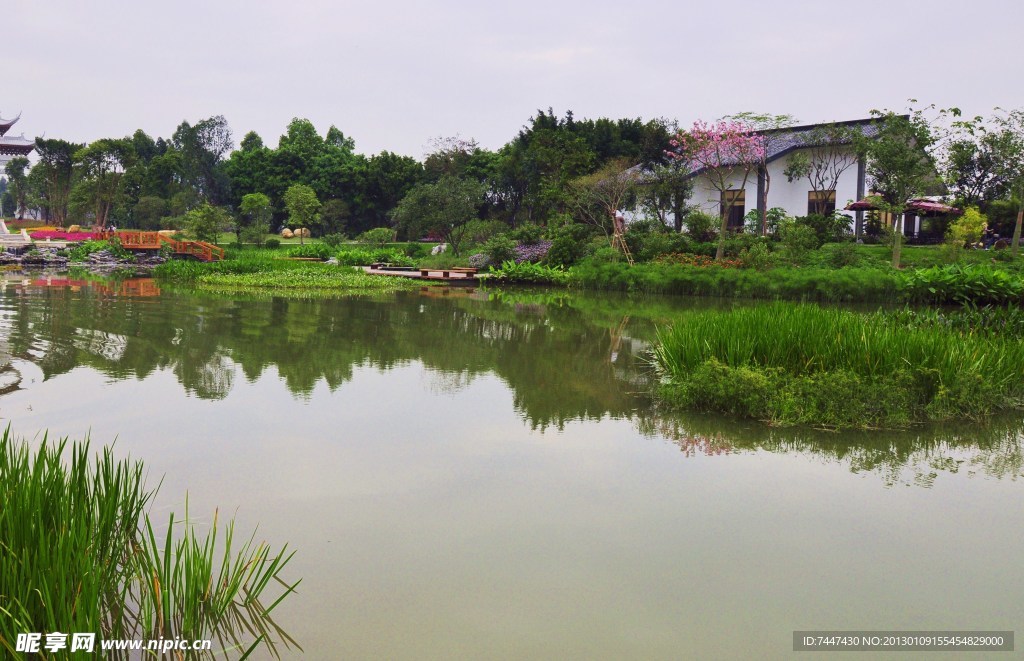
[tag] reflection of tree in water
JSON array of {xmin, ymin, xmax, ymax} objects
[
  {"xmin": 423, "ymin": 368, "xmax": 476, "ymax": 396},
  {"xmin": 5, "ymin": 281, "xmax": 1024, "ymax": 482},
  {"xmin": 640, "ymin": 410, "xmax": 1024, "ymax": 487},
  {"xmin": 0, "ymin": 284, "xmax": 656, "ymax": 428}
]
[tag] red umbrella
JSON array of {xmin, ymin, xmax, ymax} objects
[
  {"xmin": 844, "ymin": 197, "xmax": 961, "ymax": 216},
  {"xmin": 844, "ymin": 196, "xmax": 884, "ymax": 211},
  {"xmin": 906, "ymin": 199, "xmax": 962, "ymax": 215}
]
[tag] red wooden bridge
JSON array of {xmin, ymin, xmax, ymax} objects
[{"xmin": 95, "ymin": 231, "xmax": 224, "ymax": 262}]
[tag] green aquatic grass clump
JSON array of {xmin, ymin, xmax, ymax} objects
[
  {"xmin": 0, "ymin": 428, "xmax": 298, "ymax": 658},
  {"xmin": 155, "ymin": 253, "xmax": 422, "ymax": 292},
  {"xmin": 652, "ymin": 303, "xmax": 1024, "ymax": 428},
  {"xmin": 195, "ymin": 266, "xmax": 422, "ymax": 292}
]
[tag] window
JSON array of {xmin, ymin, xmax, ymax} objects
[
  {"xmin": 808, "ymin": 190, "xmax": 836, "ymax": 215},
  {"xmin": 721, "ymin": 190, "xmax": 745, "ymax": 230}
]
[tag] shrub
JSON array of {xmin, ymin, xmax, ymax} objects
[
  {"xmin": 481, "ymin": 235, "xmax": 517, "ymax": 264},
  {"xmin": 463, "ymin": 219, "xmax": 509, "ymax": 245},
  {"xmin": 320, "ymin": 232, "xmax": 347, "ymax": 248},
  {"xmin": 629, "ymin": 230, "xmax": 692, "ymax": 261},
  {"xmin": 336, "ymin": 247, "xmax": 415, "ymax": 266},
  {"xmin": 743, "ymin": 207, "xmax": 789, "ymax": 235},
  {"xmin": 489, "ymin": 260, "xmax": 571, "ymax": 285},
  {"xmin": 545, "ymin": 223, "xmax": 599, "ymax": 267},
  {"xmin": 468, "ymin": 253, "xmax": 491, "ymax": 269},
  {"xmin": 514, "ymin": 240, "xmax": 552, "ymax": 263},
  {"xmin": 286, "ymin": 243, "xmax": 333, "ymax": 259},
  {"xmin": 571, "ymin": 260, "xmax": 903, "ymax": 301},
  {"xmin": 265, "ymin": 238, "xmax": 281, "ymax": 249},
  {"xmin": 653, "ymin": 253, "xmax": 743, "ymax": 269},
  {"xmin": 901, "ymin": 263, "xmax": 1024, "ymax": 305},
  {"xmin": 739, "ymin": 242, "xmax": 778, "ymax": 270},
  {"xmin": 795, "ymin": 212, "xmax": 852, "ymax": 243},
  {"xmin": 356, "ymin": 227, "xmax": 396, "ymax": 246},
  {"xmin": 817, "ymin": 242, "xmax": 861, "ymax": 268},
  {"xmin": 683, "ymin": 210, "xmax": 718, "ymax": 242},
  {"xmin": 946, "ymin": 206, "xmax": 987, "ymax": 246},
  {"xmin": 510, "ymin": 224, "xmax": 544, "ymax": 244},
  {"xmin": 778, "ymin": 219, "xmax": 820, "ymax": 263}
]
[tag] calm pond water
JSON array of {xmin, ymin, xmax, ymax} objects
[{"xmin": 1, "ymin": 276, "xmax": 1022, "ymax": 660}]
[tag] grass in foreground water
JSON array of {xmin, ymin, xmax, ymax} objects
[
  {"xmin": 652, "ymin": 303, "xmax": 1024, "ymax": 428},
  {"xmin": 0, "ymin": 428, "xmax": 299, "ymax": 659}
]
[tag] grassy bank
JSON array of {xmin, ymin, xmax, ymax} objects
[
  {"xmin": 0, "ymin": 428, "xmax": 298, "ymax": 657},
  {"xmin": 154, "ymin": 252, "xmax": 424, "ymax": 293},
  {"xmin": 570, "ymin": 260, "xmax": 1024, "ymax": 306},
  {"xmin": 652, "ymin": 303, "xmax": 1024, "ymax": 429}
]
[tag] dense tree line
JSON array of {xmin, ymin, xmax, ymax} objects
[
  {"xmin": 0, "ymin": 109, "xmax": 672, "ymax": 239},
  {"xmin": 4, "ymin": 105, "xmax": 1019, "ymax": 253}
]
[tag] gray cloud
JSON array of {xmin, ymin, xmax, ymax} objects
[{"xmin": 7, "ymin": 0, "xmax": 1022, "ymax": 156}]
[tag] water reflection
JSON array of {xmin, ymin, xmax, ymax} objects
[
  {"xmin": 2, "ymin": 277, "xmax": 1022, "ymax": 487},
  {"xmin": 642, "ymin": 411, "xmax": 1024, "ymax": 487}
]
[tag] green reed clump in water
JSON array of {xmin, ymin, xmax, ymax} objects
[
  {"xmin": 155, "ymin": 252, "xmax": 421, "ymax": 292},
  {"xmin": 652, "ymin": 303, "xmax": 1024, "ymax": 428},
  {"xmin": 0, "ymin": 428, "xmax": 299, "ymax": 659}
]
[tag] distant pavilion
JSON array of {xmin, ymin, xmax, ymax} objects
[{"xmin": 0, "ymin": 111, "xmax": 34, "ymax": 168}]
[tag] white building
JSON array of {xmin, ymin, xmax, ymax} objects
[
  {"xmin": 684, "ymin": 119, "xmax": 876, "ymax": 238},
  {"xmin": 663, "ymin": 117, "xmax": 939, "ymax": 239}
]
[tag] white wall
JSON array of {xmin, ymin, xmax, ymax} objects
[{"xmin": 681, "ymin": 145, "xmax": 863, "ymax": 231}]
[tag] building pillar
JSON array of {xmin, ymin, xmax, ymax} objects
[
  {"xmin": 756, "ymin": 166, "xmax": 766, "ymax": 235},
  {"xmin": 855, "ymin": 156, "xmax": 866, "ymax": 238}
]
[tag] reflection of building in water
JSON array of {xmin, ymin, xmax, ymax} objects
[
  {"xmin": 0, "ymin": 327, "xmax": 20, "ymax": 395},
  {"xmin": 28, "ymin": 277, "xmax": 161, "ymax": 297}
]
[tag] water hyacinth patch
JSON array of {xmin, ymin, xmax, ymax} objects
[{"xmin": 514, "ymin": 240, "xmax": 551, "ymax": 263}]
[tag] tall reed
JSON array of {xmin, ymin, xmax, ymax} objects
[
  {"xmin": 652, "ymin": 303, "xmax": 1024, "ymax": 427},
  {"xmin": 0, "ymin": 428, "xmax": 299, "ymax": 659}
]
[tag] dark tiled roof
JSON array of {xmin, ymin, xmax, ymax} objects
[
  {"xmin": 758, "ymin": 117, "xmax": 882, "ymax": 163},
  {"xmin": 632, "ymin": 117, "xmax": 891, "ymax": 181}
]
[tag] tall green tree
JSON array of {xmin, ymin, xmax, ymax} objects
[
  {"xmin": 865, "ymin": 109, "xmax": 940, "ymax": 268},
  {"xmin": 171, "ymin": 115, "xmax": 233, "ymax": 203},
  {"xmin": 391, "ymin": 175, "xmax": 484, "ymax": 255},
  {"xmin": 184, "ymin": 203, "xmax": 231, "ymax": 243},
  {"xmin": 33, "ymin": 138, "xmax": 83, "ymax": 225},
  {"xmin": 74, "ymin": 138, "xmax": 136, "ymax": 230},
  {"xmin": 4, "ymin": 157, "xmax": 30, "ymax": 219},
  {"xmin": 283, "ymin": 184, "xmax": 321, "ymax": 245},
  {"xmin": 238, "ymin": 192, "xmax": 273, "ymax": 244}
]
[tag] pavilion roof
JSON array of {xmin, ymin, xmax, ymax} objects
[
  {"xmin": 0, "ymin": 134, "xmax": 35, "ymax": 155},
  {"xmin": 0, "ymin": 111, "xmax": 21, "ymax": 137}
]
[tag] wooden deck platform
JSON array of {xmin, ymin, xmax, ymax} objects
[{"xmin": 363, "ymin": 265, "xmax": 484, "ymax": 284}]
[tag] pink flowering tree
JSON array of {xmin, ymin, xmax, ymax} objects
[{"xmin": 668, "ymin": 120, "xmax": 766, "ymax": 260}]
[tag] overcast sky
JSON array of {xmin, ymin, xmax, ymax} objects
[{"xmin": 7, "ymin": 0, "xmax": 1023, "ymax": 159}]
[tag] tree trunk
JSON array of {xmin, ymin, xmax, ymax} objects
[
  {"xmin": 760, "ymin": 167, "xmax": 770, "ymax": 237},
  {"xmin": 716, "ymin": 208, "xmax": 728, "ymax": 260},
  {"xmin": 891, "ymin": 213, "xmax": 903, "ymax": 268},
  {"xmin": 1012, "ymin": 208, "xmax": 1023, "ymax": 258}
]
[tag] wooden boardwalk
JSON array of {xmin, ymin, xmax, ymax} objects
[{"xmin": 363, "ymin": 265, "xmax": 483, "ymax": 284}]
